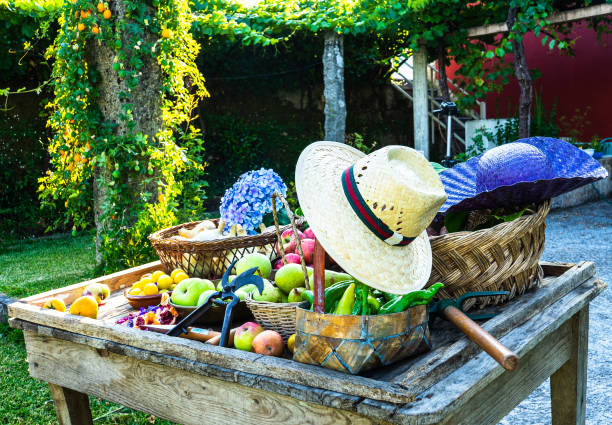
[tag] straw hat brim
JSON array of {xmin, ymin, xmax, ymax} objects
[{"xmin": 295, "ymin": 142, "xmax": 432, "ymax": 295}]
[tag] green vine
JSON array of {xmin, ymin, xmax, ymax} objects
[{"xmin": 37, "ymin": 0, "xmax": 208, "ymax": 271}]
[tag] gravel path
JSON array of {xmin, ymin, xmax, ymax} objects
[{"xmin": 500, "ymin": 199, "xmax": 612, "ymax": 425}]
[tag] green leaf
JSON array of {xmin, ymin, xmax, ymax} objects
[
  {"xmin": 548, "ymin": 39, "xmax": 556, "ymax": 50},
  {"xmin": 444, "ymin": 211, "xmax": 470, "ymax": 233},
  {"xmin": 492, "ymin": 207, "xmax": 528, "ymax": 223},
  {"xmin": 485, "ymin": 50, "xmax": 495, "ymax": 59}
]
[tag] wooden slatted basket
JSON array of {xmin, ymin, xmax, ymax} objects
[
  {"xmin": 148, "ymin": 218, "xmax": 304, "ymax": 279},
  {"xmin": 428, "ymin": 200, "xmax": 551, "ymax": 309}
]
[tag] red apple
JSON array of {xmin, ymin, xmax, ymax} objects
[
  {"xmin": 300, "ymin": 238, "xmax": 315, "ymax": 263},
  {"xmin": 233, "ymin": 322, "xmax": 264, "ymax": 351},
  {"xmin": 275, "ymin": 228, "xmax": 303, "ymax": 255},
  {"xmin": 303, "ymin": 227, "xmax": 315, "ymax": 239},
  {"xmin": 273, "ymin": 259, "xmax": 284, "ymax": 270},
  {"xmin": 251, "ymin": 330, "xmax": 284, "ymax": 356},
  {"xmin": 284, "ymin": 253, "xmax": 301, "ymax": 264}
]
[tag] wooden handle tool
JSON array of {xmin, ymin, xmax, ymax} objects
[
  {"xmin": 140, "ymin": 324, "xmax": 220, "ymax": 343},
  {"xmin": 206, "ymin": 327, "xmax": 237, "ymax": 346},
  {"xmin": 443, "ymin": 305, "xmax": 519, "ymax": 371}
]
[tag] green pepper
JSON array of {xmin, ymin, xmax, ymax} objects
[
  {"xmin": 382, "ymin": 291, "xmax": 399, "ymax": 302},
  {"xmin": 361, "ymin": 285, "xmax": 368, "ymax": 315},
  {"xmin": 324, "ymin": 280, "xmax": 354, "ymax": 313},
  {"xmin": 367, "ymin": 294, "xmax": 381, "ymax": 314},
  {"xmin": 333, "ymin": 283, "xmax": 355, "ymax": 315},
  {"xmin": 379, "ymin": 283, "xmax": 444, "ymax": 315}
]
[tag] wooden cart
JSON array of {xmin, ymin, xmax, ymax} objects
[{"xmin": 8, "ymin": 261, "xmax": 606, "ymax": 425}]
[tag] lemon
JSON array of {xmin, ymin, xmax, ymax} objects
[
  {"xmin": 157, "ymin": 274, "xmax": 173, "ymax": 290},
  {"xmin": 151, "ymin": 270, "xmax": 164, "ymax": 282},
  {"xmin": 173, "ymin": 271, "xmax": 189, "ymax": 284},
  {"xmin": 139, "ymin": 276, "xmax": 153, "ymax": 286},
  {"xmin": 132, "ymin": 280, "xmax": 146, "ymax": 290},
  {"xmin": 170, "ymin": 268, "xmax": 186, "ymax": 281},
  {"xmin": 170, "ymin": 283, "xmax": 177, "ymax": 291},
  {"xmin": 143, "ymin": 283, "xmax": 159, "ymax": 296},
  {"xmin": 128, "ymin": 288, "xmax": 142, "ymax": 296}
]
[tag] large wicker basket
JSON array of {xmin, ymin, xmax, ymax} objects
[
  {"xmin": 148, "ymin": 218, "xmax": 304, "ymax": 279},
  {"xmin": 428, "ymin": 200, "xmax": 551, "ymax": 309}
]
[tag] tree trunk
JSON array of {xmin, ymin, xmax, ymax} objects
[
  {"xmin": 507, "ymin": 7, "xmax": 532, "ymax": 138},
  {"xmin": 437, "ymin": 44, "xmax": 451, "ymax": 102},
  {"xmin": 88, "ymin": 0, "xmax": 163, "ymax": 265},
  {"xmin": 323, "ymin": 31, "xmax": 346, "ymax": 143}
]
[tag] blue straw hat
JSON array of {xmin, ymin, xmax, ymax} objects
[{"xmin": 439, "ymin": 137, "xmax": 608, "ymax": 214}]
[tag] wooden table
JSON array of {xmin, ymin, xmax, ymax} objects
[{"xmin": 9, "ymin": 261, "xmax": 606, "ymax": 425}]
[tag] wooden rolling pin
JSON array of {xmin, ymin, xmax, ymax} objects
[
  {"xmin": 140, "ymin": 324, "xmax": 237, "ymax": 346},
  {"xmin": 443, "ymin": 305, "xmax": 519, "ymax": 371}
]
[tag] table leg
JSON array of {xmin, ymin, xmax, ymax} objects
[
  {"xmin": 550, "ymin": 305, "xmax": 589, "ymax": 425},
  {"xmin": 48, "ymin": 383, "xmax": 94, "ymax": 425}
]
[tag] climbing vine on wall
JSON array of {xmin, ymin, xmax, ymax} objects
[{"xmin": 36, "ymin": 0, "xmax": 208, "ymax": 271}]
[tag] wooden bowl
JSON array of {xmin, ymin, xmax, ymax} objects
[
  {"xmin": 124, "ymin": 289, "xmax": 171, "ymax": 310},
  {"xmin": 169, "ymin": 299, "xmax": 253, "ymax": 325}
]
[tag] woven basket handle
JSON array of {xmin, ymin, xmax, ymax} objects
[{"xmin": 271, "ymin": 191, "xmax": 310, "ymax": 290}]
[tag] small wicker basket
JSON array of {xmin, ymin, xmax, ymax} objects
[
  {"xmin": 245, "ymin": 296, "xmax": 308, "ymax": 340},
  {"xmin": 148, "ymin": 217, "xmax": 304, "ymax": 279},
  {"xmin": 428, "ymin": 200, "xmax": 551, "ymax": 309}
]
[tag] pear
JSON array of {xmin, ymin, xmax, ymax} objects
[
  {"xmin": 308, "ymin": 270, "xmax": 353, "ymax": 288},
  {"xmin": 251, "ymin": 279, "xmax": 282, "ymax": 303}
]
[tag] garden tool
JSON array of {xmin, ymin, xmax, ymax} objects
[
  {"xmin": 166, "ymin": 259, "xmax": 264, "ymax": 347},
  {"xmin": 139, "ymin": 324, "xmax": 239, "ymax": 346},
  {"xmin": 433, "ymin": 101, "xmax": 458, "ymax": 168},
  {"xmin": 429, "ymin": 291, "xmax": 519, "ymax": 371}
]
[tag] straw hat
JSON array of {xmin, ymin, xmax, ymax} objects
[
  {"xmin": 295, "ymin": 142, "xmax": 447, "ymax": 294},
  {"xmin": 439, "ymin": 137, "xmax": 608, "ymax": 214}
]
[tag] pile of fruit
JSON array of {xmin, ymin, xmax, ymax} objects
[
  {"xmin": 127, "ymin": 269, "xmax": 189, "ymax": 297},
  {"xmin": 42, "ymin": 282, "xmax": 111, "ymax": 320},
  {"xmin": 234, "ymin": 323, "xmax": 289, "ymax": 356},
  {"xmin": 302, "ymin": 281, "xmax": 445, "ymax": 315}
]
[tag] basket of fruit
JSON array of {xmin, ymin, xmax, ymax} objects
[
  {"xmin": 149, "ymin": 169, "xmax": 305, "ymax": 279},
  {"xmin": 125, "ymin": 269, "xmax": 189, "ymax": 309}
]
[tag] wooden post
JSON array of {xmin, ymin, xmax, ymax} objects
[
  {"xmin": 48, "ymin": 383, "xmax": 93, "ymax": 425},
  {"xmin": 312, "ymin": 240, "xmax": 326, "ymax": 313},
  {"xmin": 550, "ymin": 306, "xmax": 589, "ymax": 425},
  {"xmin": 412, "ymin": 44, "xmax": 429, "ymax": 158}
]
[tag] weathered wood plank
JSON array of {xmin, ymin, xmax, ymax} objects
[
  {"xmin": 389, "ymin": 262, "xmax": 595, "ymax": 392},
  {"xmin": 440, "ymin": 320, "xmax": 572, "ymax": 425},
  {"xmin": 541, "ymin": 261, "xmax": 575, "ymax": 277},
  {"xmin": 13, "ymin": 318, "xmax": 364, "ymax": 412},
  {"xmin": 389, "ymin": 277, "xmax": 606, "ymax": 425},
  {"xmin": 21, "ymin": 261, "xmax": 163, "ymax": 306},
  {"xmin": 48, "ymin": 383, "xmax": 94, "ymax": 425},
  {"xmin": 550, "ymin": 306, "xmax": 589, "ymax": 425},
  {"xmin": 24, "ymin": 332, "xmax": 389, "ymax": 425},
  {"xmin": 9, "ymin": 304, "xmax": 415, "ymax": 403}
]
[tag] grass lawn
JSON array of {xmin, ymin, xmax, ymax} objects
[{"xmin": 0, "ymin": 233, "xmax": 174, "ymax": 424}]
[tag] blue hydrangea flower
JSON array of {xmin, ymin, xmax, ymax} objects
[{"xmin": 220, "ymin": 168, "xmax": 287, "ymax": 234}]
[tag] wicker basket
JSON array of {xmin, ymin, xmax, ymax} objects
[
  {"xmin": 428, "ymin": 200, "xmax": 551, "ymax": 309},
  {"xmin": 245, "ymin": 296, "xmax": 308, "ymax": 340},
  {"xmin": 148, "ymin": 218, "xmax": 304, "ymax": 279}
]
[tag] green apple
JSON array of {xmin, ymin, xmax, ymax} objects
[
  {"xmin": 239, "ymin": 283, "xmax": 259, "ymax": 294},
  {"xmin": 171, "ymin": 278, "xmax": 213, "ymax": 306},
  {"xmin": 234, "ymin": 289, "xmax": 248, "ymax": 301},
  {"xmin": 235, "ymin": 253, "xmax": 271, "ymax": 279},
  {"xmin": 275, "ymin": 263, "xmax": 306, "ymax": 294},
  {"xmin": 280, "ymin": 293, "xmax": 288, "ymax": 303},
  {"xmin": 251, "ymin": 279, "xmax": 281, "ymax": 302},
  {"xmin": 234, "ymin": 322, "xmax": 264, "ymax": 351},
  {"xmin": 197, "ymin": 290, "xmax": 218, "ymax": 306}
]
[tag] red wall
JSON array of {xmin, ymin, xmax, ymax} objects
[{"xmin": 451, "ymin": 21, "xmax": 612, "ymax": 141}]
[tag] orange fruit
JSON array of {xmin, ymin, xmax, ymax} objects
[
  {"xmin": 80, "ymin": 10, "xmax": 87, "ymax": 18},
  {"xmin": 157, "ymin": 274, "xmax": 173, "ymax": 290},
  {"xmin": 97, "ymin": 2, "xmax": 105, "ymax": 12},
  {"xmin": 170, "ymin": 268, "xmax": 186, "ymax": 281},
  {"xmin": 173, "ymin": 271, "xmax": 189, "ymax": 284},
  {"xmin": 68, "ymin": 296, "xmax": 98, "ymax": 319},
  {"xmin": 92, "ymin": 25, "xmax": 100, "ymax": 34},
  {"xmin": 161, "ymin": 29, "xmax": 171, "ymax": 39},
  {"xmin": 143, "ymin": 283, "xmax": 159, "ymax": 296},
  {"xmin": 78, "ymin": 23, "xmax": 85, "ymax": 31},
  {"xmin": 151, "ymin": 270, "xmax": 164, "ymax": 282},
  {"xmin": 42, "ymin": 298, "xmax": 66, "ymax": 312},
  {"xmin": 103, "ymin": 9, "xmax": 111, "ymax": 19}
]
